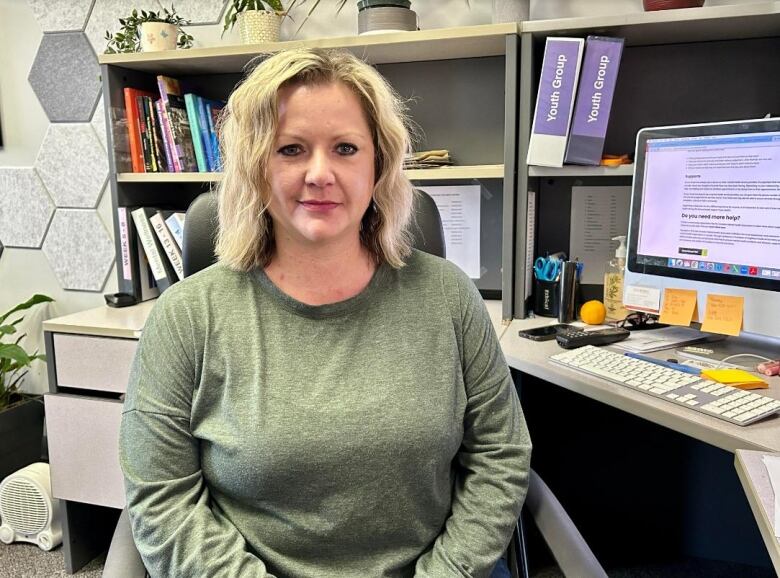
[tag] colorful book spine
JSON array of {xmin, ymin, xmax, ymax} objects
[
  {"xmin": 184, "ymin": 93, "xmax": 208, "ymax": 172},
  {"xmin": 564, "ymin": 36, "xmax": 624, "ymax": 166},
  {"xmin": 155, "ymin": 99, "xmax": 175, "ymax": 172},
  {"xmin": 147, "ymin": 96, "xmax": 167, "ymax": 172},
  {"xmin": 136, "ymin": 95, "xmax": 154, "ymax": 172},
  {"xmin": 157, "ymin": 75, "xmax": 198, "ymax": 172},
  {"xmin": 196, "ymin": 96, "xmax": 215, "ymax": 171},
  {"xmin": 527, "ymin": 37, "xmax": 585, "ymax": 167},
  {"xmin": 205, "ymin": 100, "xmax": 224, "ymax": 171},
  {"xmin": 123, "ymin": 88, "xmax": 156, "ymax": 173}
]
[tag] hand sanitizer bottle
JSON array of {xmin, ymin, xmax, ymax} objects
[{"xmin": 604, "ymin": 235, "xmax": 628, "ymax": 321}]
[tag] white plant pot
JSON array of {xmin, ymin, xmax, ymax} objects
[
  {"xmin": 140, "ymin": 21, "xmax": 178, "ymax": 52},
  {"xmin": 238, "ymin": 10, "xmax": 281, "ymax": 44},
  {"xmin": 358, "ymin": 7, "xmax": 417, "ymax": 35}
]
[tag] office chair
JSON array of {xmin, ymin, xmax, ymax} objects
[{"xmin": 103, "ymin": 191, "xmax": 604, "ymax": 578}]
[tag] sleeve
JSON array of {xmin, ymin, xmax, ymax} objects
[
  {"xmin": 119, "ymin": 292, "xmax": 274, "ymax": 578},
  {"xmin": 415, "ymin": 271, "xmax": 533, "ymax": 578}
]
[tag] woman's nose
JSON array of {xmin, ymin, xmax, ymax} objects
[{"xmin": 304, "ymin": 149, "xmax": 335, "ymax": 187}]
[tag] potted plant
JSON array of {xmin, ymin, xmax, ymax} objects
[
  {"xmin": 223, "ymin": 0, "xmax": 286, "ymax": 44},
  {"xmin": 0, "ymin": 294, "xmax": 53, "ymax": 481},
  {"xmin": 104, "ymin": 5, "xmax": 194, "ymax": 54}
]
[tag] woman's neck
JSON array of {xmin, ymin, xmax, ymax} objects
[{"xmin": 264, "ymin": 238, "xmax": 377, "ymax": 306}]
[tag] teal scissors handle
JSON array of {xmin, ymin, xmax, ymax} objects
[{"xmin": 534, "ymin": 257, "xmax": 560, "ymax": 281}]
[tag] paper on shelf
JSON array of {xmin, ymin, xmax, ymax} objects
[
  {"xmin": 568, "ymin": 186, "xmax": 631, "ymax": 284},
  {"xmin": 612, "ymin": 325, "xmax": 706, "ymax": 353},
  {"xmin": 419, "ymin": 185, "xmax": 481, "ymax": 279},
  {"xmin": 761, "ymin": 455, "xmax": 780, "ymax": 538}
]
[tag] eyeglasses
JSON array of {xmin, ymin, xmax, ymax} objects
[{"xmin": 616, "ymin": 311, "xmax": 662, "ymax": 330}]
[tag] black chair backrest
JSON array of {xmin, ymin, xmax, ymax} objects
[{"xmin": 182, "ymin": 190, "xmax": 446, "ymax": 278}]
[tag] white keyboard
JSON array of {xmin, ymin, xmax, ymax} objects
[{"xmin": 550, "ymin": 345, "xmax": 780, "ymax": 426}]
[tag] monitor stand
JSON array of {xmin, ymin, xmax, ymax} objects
[{"xmin": 674, "ymin": 331, "xmax": 780, "ymax": 371}]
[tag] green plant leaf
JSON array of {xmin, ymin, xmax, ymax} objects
[
  {"xmin": 0, "ymin": 344, "xmax": 31, "ymax": 367},
  {"xmin": 0, "ymin": 325, "xmax": 17, "ymax": 336},
  {"xmin": 0, "ymin": 294, "xmax": 53, "ymax": 325}
]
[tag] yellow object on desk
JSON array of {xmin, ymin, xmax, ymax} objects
[
  {"xmin": 700, "ymin": 294, "xmax": 744, "ymax": 336},
  {"xmin": 702, "ymin": 368, "xmax": 768, "ymax": 390}
]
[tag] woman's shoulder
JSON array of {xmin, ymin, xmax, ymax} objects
[
  {"xmin": 151, "ymin": 262, "xmax": 256, "ymax": 315},
  {"xmin": 402, "ymin": 249, "xmax": 475, "ymax": 290}
]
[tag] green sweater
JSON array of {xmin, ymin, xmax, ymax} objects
[{"xmin": 120, "ymin": 249, "xmax": 532, "ymax": 578}]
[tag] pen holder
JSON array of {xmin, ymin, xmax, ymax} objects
[{"xmin": 534, "ymin": 279, "xmax": 559, "ymax": 317}]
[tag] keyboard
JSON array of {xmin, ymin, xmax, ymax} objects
[{"xmin": 550, "ymin": 345, "xmax": 780, "ymax": 426}]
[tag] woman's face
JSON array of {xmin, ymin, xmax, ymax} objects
[{"xmin": 267, "ymin": 81, "xmax": 376, "ymax": 251}]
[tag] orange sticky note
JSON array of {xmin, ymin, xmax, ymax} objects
[
  {"xmin": 659, "ymin": 288, "xmax": 698, "ymax": 326},
  {"xmin": 700, "ymin": 294, "xmax": 744, "ymax": 336},
  {"xmin": 731, "ymin": 382, "xmax": 769, "ymax": 390}
]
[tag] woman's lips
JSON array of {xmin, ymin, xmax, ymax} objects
[{"xmin": 300, "ymin": 200, "xmax": 339, "ymax": 212}]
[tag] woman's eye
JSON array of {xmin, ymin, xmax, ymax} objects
[
  {"xmin": 336, "ymin": 143, "xmax": 358, "ymax": 155},
  {"xmin": 278, "ymin": 144, "xmax": 302, "ymax": 156}
]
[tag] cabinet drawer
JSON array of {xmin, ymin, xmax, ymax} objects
[
  {"xmin": 53, "ymin": 334, "xmax": 137, "ymax": 393},
  {"xmin": 44, "ymin": 394, "xmax": 126, "ymax": 509}
]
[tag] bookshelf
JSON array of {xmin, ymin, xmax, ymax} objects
[
  {"xmin": 99, "ymin": 23, "xmax": 520, "ymax": 317},
  {"xmin": 98, "ymin": 3, "xmax": 780, "ymax": 321},
  {"xmin": 515, "ymin": 1, "xmax": 780, "ymax": 316}
]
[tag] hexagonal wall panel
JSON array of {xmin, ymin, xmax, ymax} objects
[
  {"xmin": 35, "ymin": 123, "xmax": 108, "ymax": 208},
  {"xmin": 91, "ymin": 93, "xmax": 108, "ymax": 151},
  {"xmin": 28, "ymin": 32, "xmax": 101, "ymax": 122},
  {"xmin": 42, "ymin": 209, "xmax": 114, "ymax": 291},
  {"xmin": 0, "ymin": 168, "xmax": 55, "ymax": 248},
  {"xmin": 86, "ymin": 0, "xmax": 163, "ymax": 55},
  {"xmin": 171, "ymin": 0, "xmax": 227, "ymax": 25},
  {"xmin": 27, "ymin": 0, "xmax": 95, "ymax": 32}
]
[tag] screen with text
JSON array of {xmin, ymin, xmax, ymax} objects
[{"xmin": 636, "ymin": 131, "xmax": 780, "ymax": 280}]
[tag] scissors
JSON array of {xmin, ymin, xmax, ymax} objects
[{"xmin": 534, "ymin": 256, "xmax": 562, "ymax": 282}]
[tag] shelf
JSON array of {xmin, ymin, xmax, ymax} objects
[
  {"xmin": 523, "ymin": 2, "xmax": 780, "ymax": 46},
  {"xmin": 528, "ymin": 164, "xmax": 634, "ymax": 178},
  {"xmin": 98, "ymin": 23, "xmax": 518, "ymax": 74},
  {"xmin": 116, "ymin": 165, "xmax": 505, "ymax": 183}
]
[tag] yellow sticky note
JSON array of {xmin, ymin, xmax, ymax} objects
[
  {"xmin": 731, "ymin": 382, "xmax": 769, "ymax": 391},
  {"xmin": 659, "ymin": 288, "xmax": 698, "ymax": 326},
  {"xmin": 700, "ymin": 294, "xmax": 743, "ymax": 336},
  {"xmin": 701, "ymin": 368, "xmax": 765, "ymax": 385}
]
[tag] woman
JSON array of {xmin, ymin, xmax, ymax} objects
[{"xmin": 120, "ymin": 48, "xmax": 531, "ymax": 577}]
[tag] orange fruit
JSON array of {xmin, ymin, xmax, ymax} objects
[{"xmin": 580, "ymin": 300, "xmax": 607, "ymax": 325}]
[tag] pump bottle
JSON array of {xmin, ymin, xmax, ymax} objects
[{"xmin": 604, "ymin": 235, "xmax": 628, "ymax": 321}]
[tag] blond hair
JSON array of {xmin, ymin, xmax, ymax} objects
[{"xmin": 215, "ymin": 48, "xmax": 415, "ymax": 271}]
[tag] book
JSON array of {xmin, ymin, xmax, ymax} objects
[
  {"xmin": 149, "ymin": 211, "xmax": 184, "ymax": 280},
  {"xmin": 131, "ymin": 207, "xmax": 177, "ymax": 293},
  {"xmin": 527, "ymin": 37, "xmax": 585, "ymax": 168},
  {"xmin": 184, "ymin": 93, "xmax": 209, "ymax": 172},
  {"xmin": 564, "ymin": 36, "xmax": 625, "ymax": 166},
  {"xmin": 136, "ymin": 235, "xmax": 160, "ymax": 301},
  {"xmin": 116, "ymin": 206, "xmax": 141, "ymax": 297},
  {"xmin": 165, "ymin": 212, "xmax": 186, "ymax": 250},
  {"xmin": 123, "ymin": 87, "xmax": 157, "ymax": 173},
  {"xmin": 136, "ymin": 95, "xmax": 154, "ymax": 172},
  {"xmin": 196, "ymin": 96, "xmax": 215, "ymax": 171},
  {"xmin": 157, "ymin": 75, "xmax": 198, "ymax": 172},
  {"xmin": 146, "ymin": 96, "xmax": 168, "ymax": 172},
  {"xmin": 204, "ymin": 99, "xmax": 224, "ymax": 171},
  {"xmin": 155, "ymin": 99, "xmax": 175, "ymax": 172}
]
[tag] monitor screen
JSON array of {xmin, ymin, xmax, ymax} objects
[{"xmin": 625, "ymin": 117, "xmax": 780, "ymax": 337}]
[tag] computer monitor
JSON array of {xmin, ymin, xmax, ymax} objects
[{"xmin": 624, "ymin": 117, "xmax": 780, "ymax": 340}]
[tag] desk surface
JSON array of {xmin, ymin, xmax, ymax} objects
[
  {"xmin": 500, "ymin": 317, "xmax": 780, "ymax": 454},
  {"xmin": 43, "ymin": 301, "xmax": 779, "ymax": 453},
  {"xmin": 734, "ymin": 450, "xmax": 780, "ymax": 573}
]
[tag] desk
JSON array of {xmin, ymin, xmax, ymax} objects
[{"xmin": 735, "ymin": 450, "xmax": 780, "ymax": 573}]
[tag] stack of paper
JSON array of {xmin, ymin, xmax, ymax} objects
[
  {"xmin": 761, "ymin": 455, "xmax": 780, "ymax": 538},
  {"xmin": 612, "ymin": 326, "xmax": 706, "ymax": 353},
  {"xmin": 404, "ymin": 150, "xmax": 453, "ymax": 169}
]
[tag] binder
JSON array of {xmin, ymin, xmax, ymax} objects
[
  {"xmin": 527, "ymin": 37, "xmax": 585, "ymax": 167},
  {"xmin": 564, "ymin": 36, "xmax": 624, "ymax": 166}
]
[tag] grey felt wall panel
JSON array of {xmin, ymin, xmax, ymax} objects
[
  {"xmin": 0, "ymin": 168, "xmax": 55, "ymax": 248},
  {"xmin": 35, "ymin": 123, "xmax": 108, "ymax": 208},
  {"xmin": 28, "ymin": 32, "xmax": 101, "ymax": 122},
  {"xmin": 41, "ymin": 209, "xmax": 114, "ymax": 291},
  {"xmin": 91, "ymin": 93, "xmax": 108, "ymax": 151},
  {"xmin": 27, "ymin": 0, "xmax": 96, "ymax": 33}
]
